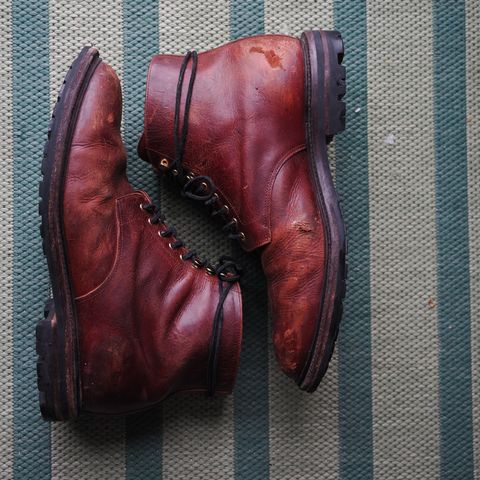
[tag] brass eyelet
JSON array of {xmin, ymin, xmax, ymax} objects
[
  {"xmin": 212, "ymin": 193, "xmax": 219, "ymax": 201},
  {"xmin": 147, "ymin": 218, "xmax": 152, "ymax": 225},
  {"xmin": 160, "ymin": 158, "xmax": 169, "ymax": 168},
  {"xmin": 232, "ymin": 217, "xmax": 238, "ymax": 225},
  {"xmin": 186, "ymin": 174, "xmax": 193, "ymax": 181},
  {"xmin": 158, "ymin": 230, "xmax": 166, "ymax": 238},
  {"xmin": 201, "ymin": 181, "xmax": 208, "ymax": 190},
  {"xmin": 168, "ymin": 242, "xmax": 175, "ymax": 250},
  {"xmin": 139, "ymin": 203, "xmax": 145, "ymax": 211},
  {"xmin": 223, "ymin": 205, "xmax": 229, "ymax": 214},
  {"xmin": 239, "ymin": 232, "xmax": 246, "ymax": 241},
  {"xmin": 180, "ymin": 253, "xmax": 185, "ymax": 261},
  {"xmin": 192, "ymin": 260, "xmax": 201, "ymax": 269},
  {"xmin": 172, "ymin": 169, "xmax": 179, "ymax": 176},
  {"xmin": 206, "ymin": 266, "xmax": 216, "ymax": 276}
]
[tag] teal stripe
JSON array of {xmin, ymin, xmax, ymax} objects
[
  {"xmin": 230, "ymin": 3, "xmax": 269, "ymax": 479},
  {"xmin": 11, "ymin": 0, "xmax": 51, "ymax": 478},
  {"xmin": 432, "ymin": 2, "xmax": 474, "ymax": 478},
  {"xmin": 125, "ymin": 410, "xmax": 163, "ymax": 479},
  {"xmin": 123, "ymin": 0, "xmax": 160, "ymax": 193},
  {"xmin": 230, "ymin": 0, "xmax": 264, "ymax": 39},
  {"xmin": 334, "ymin": 2, "xmax": 373, "ymax": 479},
  {"xmin": 232, "ymin": 253, "xmax": 270, "ymax": 480},
  {"xmin": 123, "ymin": 1, "xmax": 163, "ymax": 478}
]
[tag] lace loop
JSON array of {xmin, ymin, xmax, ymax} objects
[
  {"xmin": 183, "ymin": 175, "xmax": 215, "ymax": 201},
  {"xmin": 216, "ymin": 256, "xmax": 243, "ymax": 282}
]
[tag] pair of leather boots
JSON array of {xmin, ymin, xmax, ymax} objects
[{"xmin": 37, "ymin": 29, "xmax": 346, "ymax": 420}]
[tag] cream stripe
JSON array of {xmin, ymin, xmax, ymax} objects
[
  {"xmin": 328, "ymin": 142, "xmax": 337, "ymax": 183},
  {"xmin": 367, "ymin": 2, "xmax": 441, "ymax": 478},
  {"xmin": 269, "ymin": 349, "xmax": 340, "ymax": 480},
  {"xmin": 466, "ymin": 0, "xmax": 480, "ymax": 476},
  {"xmin": 264, "ymin": 0, "xmax": 334, "ymax": 35},
  {"xmin": 48, "ymin": 2, "xmax": 126, "ymax": 478},
  {"xmin": 49, "ymin": 0, "xmax": 124, "ymax": 109},
  {"xmin": 0, "ymin": 1, "xmax": 14, "ymax": 477},
  {"xmin": 264, "ymin": 3, "xmax": 340, "ymax": 479},
  {"xmin": 158, "ymin": 5, "xmax": 235, "ymax": 480},
  {"xmin": 159, "ymin": 0, "xmax": 230, "ymax": 53},
  {"xmin": 51, "ymin": 419, "xmax": 125, "ymax": 479}
]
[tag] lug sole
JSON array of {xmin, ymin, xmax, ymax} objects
[
  {"xmin": 299, "ymin": 29, "xmax": 347, "ymax": 392},
  {"xmin": 37, "ymin": 46, "xmax": 101, "ymax": 420}
]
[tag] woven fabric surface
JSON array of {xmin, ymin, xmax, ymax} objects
[{"xmin": 0, "ymin": 0, "xmax": 479, "ymax": 479}]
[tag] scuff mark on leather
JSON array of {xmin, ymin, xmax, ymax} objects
[
  {"xmin": 250, "ymin": 46, "xmax": 284, "ymax": 69},
  {"xmin": 294, "ymin": 221, "xmax": 313, "ymax": 233},
  {"xmin": 274, "ymin": 328, "xmax": 298, "ymax": 373}
]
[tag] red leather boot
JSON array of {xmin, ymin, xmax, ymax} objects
[
  {"xmin": 36, "ymin": 47, "xmax": 243, "ymax": 420},
  {"xmin": 138, "ymin": 30, "xmax": 346, "ymax": 392}
]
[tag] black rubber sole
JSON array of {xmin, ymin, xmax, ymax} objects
[
  {"xmin": 37, "ymin": 46, "xmax": 101, "ymax": 420},
  {"xmin": 299, "ymin": 29, "xmax": 347, "ymax": 392}
]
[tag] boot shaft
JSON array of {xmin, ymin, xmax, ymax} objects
[{"xmin": 140, "ymin": 34, "xmax": 307, "ymax": 251}]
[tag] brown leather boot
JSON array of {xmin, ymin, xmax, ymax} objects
[
  {"xmin": 138, "ymin": 30, "xmax": 346, "ymax": 392},
  {"xmin": 36, "ymin": 47, "xmax": 243, "ymax": 421}
]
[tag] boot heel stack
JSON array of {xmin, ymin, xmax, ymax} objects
[
  {"xmin": 323, "ymin": 30, "xmax": 346, "ymax": 138},
  {"xmin": 36, "ymin": 299, "xmax": 68, "ymax": 420},
  {"xmin": 301, "ymin": 29, "xmax": 346, "ymax": 141}
]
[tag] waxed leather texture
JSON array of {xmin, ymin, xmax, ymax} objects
[
  {"xmin": 141, "ymin": 35, "xmax": 306, "ymax": 252},
  {"xmin": 262, "ymin": 150, "xmax": 326, "ymax": 376},
  {"xmin": 63, "ymin": 62, "xmax": 242, "ymax": 414},
  {"xmin": 140, "ymin": 35, "xmax": 328, "ymax": 381}
]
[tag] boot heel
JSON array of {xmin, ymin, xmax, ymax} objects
[
  {"xmin": 301, "ymin": 29, "xmax": 346, "ymax": 140},
  {"xmin": 36, "ymin": 299, "xmax": 73, "ymax": 421}
]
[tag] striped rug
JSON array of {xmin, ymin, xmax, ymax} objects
[{"xmin": 1, "ymin": 1, "xmax": 479, "ymax": 479}]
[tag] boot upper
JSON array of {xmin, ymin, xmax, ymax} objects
[
  {"xmin": 139, "ymin": 35, "xmax": 328, "ymax": 383},
  {"xmin": 63, "ymin": 62, "xmax": 242, "ymax": 414}
]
